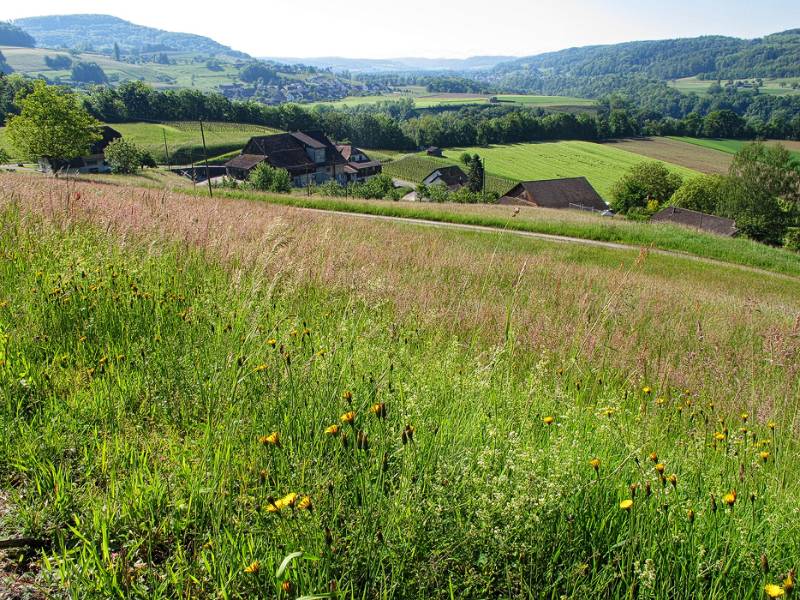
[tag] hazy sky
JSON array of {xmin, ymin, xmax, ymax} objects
[{"xmin": 3, "ymin": 0, "xmax": 800, "ymax": 58}]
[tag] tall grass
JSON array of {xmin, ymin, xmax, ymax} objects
[{"xmin": 0, "ymin": 180, "xmax": 799, "ymax": 598}]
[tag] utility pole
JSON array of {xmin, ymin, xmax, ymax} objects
[
  {"xmin": 162, "ymin": 128, "xmax": 171, "ymax": 170},
  {"xmin": 199, "ymin": 120, "xmax": 213, "ymax": 198},
  {"xmin": 482, "ymin": 156, "xmax": 486, "ymax": 203}
]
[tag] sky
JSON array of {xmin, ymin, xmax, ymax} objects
[{"xmin": 3, "ymin": 0, "xmax": 800, "ymax": 59}]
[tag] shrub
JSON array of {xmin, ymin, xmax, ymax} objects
[
  {"xmin": 782, "ymin": 227, "xmax": 800, "ymax": 252},
  {"xmin": 669, "ymin": 175, "xmax": 728, "ymax": 214},
  {"xmin": 44, "ymin": 55, "xmax": 73, "ymax": 70},
  {"xmin": 0, "ymin": 148, "xmax": 9, "ymax": 164},
  {"xmin": 71, "ymin": 62, "xmax": 108, "ymax": 84},
  {"xmin": 248, "ymin": 163, "xmax": 292, "ymax": 193},
  {"xmin": 105, "ymin": 138, "xmax": 143, "ymax": 174},
  {"xmin": 611, "ymin": 162, "xmax": 683, "ymax": 215}
]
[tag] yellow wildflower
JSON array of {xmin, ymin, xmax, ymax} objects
[
  {"xmin": 655, "ymin": 463, "xmax": 665, "ymax": 474},
  {"xmin": 340, "ymin": 411, "xmax": 355, "ymax": 424},
  {"xmin": 258, "ymin": 432, "xmax": 281, "ymax": 447},
  {"xmin": 369, "ymin": 403, "xmax": 387, "ymax": 419},
  {"xmin": 253, "ymin": 364, "xmax": 268, "ymax": 373},
  {"xmin": 589, "ymin": 458, "xmax": 601, "ymax": 471},
  {"xmin": 324, "ymin": 424, "xmax": 340, "ymax": 436},
  {"xmin": 649, "ymin": 452, "xmax": 658, "ymax": 463},
  {"xmin": 741, "ymin": 412, "xmax": 748, "ymax": 422},
  {"xmin": 760, "ymin": 451, "xmax": 770, "ymax": 463},
  {"xmin": 244, "ymin": 561, "xmax": 260, "ymax": 574},
  {"xmin": 267, "ymin": 338, "xmax": 277, "ymax": 347},
  {"xmin": 619, "ymin": 499, "xmax": 634, "ymax": 511},
  {"xmin": 543, "ymin": 416, "xmax": 555, "ymax": 425},
  {"xmin": 764, "ymin": 584, "xmax": 785, "ymax": 598},
  {"xmin": 723, "ymin": 491, "xmax": 736, "ymax": 507},
  {"xmin": 296, "ymin": 496, "xmax": 313, "ymax": 511},
  {"xmin": 642, "ymin": 386, "xmax": 652, "ymax": 395},
  {"xmin": 714, "ymin": 432, "xmax": 726, "ymax": 441}
]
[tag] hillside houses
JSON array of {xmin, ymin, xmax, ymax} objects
[
  {"xmin": 225, "ymin": 131, "xmax": 381, "ymax": 186},
  {"xmin": 422, "ymin": 165, "xmax": 469, "ymax": 190}
]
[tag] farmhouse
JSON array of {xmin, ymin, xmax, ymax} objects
[
  {"xmin": 336, "ymin": 144, "xmax": 383, "ymax": 183},
  {"xmin": 499, "ymin": 177, "xmax": 608, "ymax": 211},
  {"xmin": 38, "ymin": 126, "xmax": 121, "ymax": 174},
  {"xmin": 225, "ymin": 131, "xmax": 348, "ymax": 186},
  {"xmin": 650, "ymin": 206, "xmax": 738, "ymax": 236},
  {"xmin": 422, "ymin": 165, "xmax": 469, "ymax": 190},
  {"xmin": 426, "ymin": 147, "xmax": 444, "ymax": 157}
]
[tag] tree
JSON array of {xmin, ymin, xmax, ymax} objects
[
  {"xmin": 248, "ymin": 163, "xmax": 292, "ymax": 193},
  {"xmin": 240, "ymin": 63, "xmax": 278, "ymax": 84},
  {"xmin": 0, "ymin": 147, "xmax": 9, "ymax": 164},
  {"xmin": 610, "ymin": 161, "xmax": 683, "ymax": 215},
  {"xmin": 702, "ymin": 110, "xmax": 746, "ymax": 138},
  {"xmin": 71, "ymin": 62, "xmax": 108, "ymax": 84},
  {"xmin": 6, "ymin": 80, "xmax": 101, "ymax": 169},
  {"xmin": 669, "ymin": 175, "xmax": 728, "ymax": 214},
  {"xmin": 467, "ymin": 154, "xmax": 484, "ymax": 193},
  {"xmin": 0, "ymin": 51, "xmax": 12, "ymax": 75},
  {"xmin": 113, "ymin": 42, "xmax": 121, "ymax": 62},
  {"xmin": 44, "ymin": 54, "xmax": 73, "ymax": 70},
  {"xmin": 104, "ymin": 138, "xmax": 143, "ymax": 174}
]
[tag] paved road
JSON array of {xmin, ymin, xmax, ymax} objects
[{"xmin": 288, "ymin": 204, "xmax": 799, "ymax": 282}]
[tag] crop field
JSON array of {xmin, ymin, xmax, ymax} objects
[
  {"xmin": 669, "ymin": 76, "xmax": 800, "ymax": 96},
  {"xmin": 604, "ymin": 137, "xmax": 733, "ymax": 174},
  {"xmin": 670, "ymin": 137, "xmax": 800, "ymax": 161},
  {"xmin": 441, "ymin": 141, "xmax": 700, "ymax": 200},
  {"xmin": 381, "ymin": 154, "xmax": 516, "ymax": 195},
  {"xmin": 0, "ymin": 173, "xmax": 798, "ymax": 598}
]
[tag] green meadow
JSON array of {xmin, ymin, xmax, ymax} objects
[
  {"xmin": 670, "ymin": 137, "xmax": 800, "ymax": 161},
  {"xmin": 0, "ymin": 175, "xmax": 798, "ymax": 598}
]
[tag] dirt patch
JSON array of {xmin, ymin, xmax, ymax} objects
[
  {"xmin": 0, "ymin": 493, "xmax": 47, "ymax": 600},
  {"xmin": 605, "ymin": 137, "xmax": 732, "ymax": 174}
]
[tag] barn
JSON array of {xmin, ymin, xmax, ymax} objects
[{"xmin": 498, "ymin": 177, "xmax": 608, "ymax": 211}]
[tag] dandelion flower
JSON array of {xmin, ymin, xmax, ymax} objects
[
  {"xmin": 784, "ymin": 571, "xmax": 795, "ymax": 593},
  {"xmin": 764, "ymin": 584, "xmax": 785, "ymax": 598},
  {"xmin": 342, "ymin": 390, "xmax": 353, "ymax": 402},
  {"xmin": 723, "ymin": 491, "xmax": 736, "ymax": 507},
  {"xmin": 282, "ymin": 580, "xmax": 294, "ymax": 594},
  {"xmin": 259, "ymin": 432, "xmax": 281, "ymax": 447},
  {"xmin": 649, "ymin": 452, "xmax": 658, "ymax": 463},
  {"xmin": 589, "ymin": 458, "xmax": 601, "ymax": 471},
  {"xmin": 760, "ymin": 451, "xmax": 770, "ymax": 463},
  {"xmin": 369, "ymin": 403, "xmax": 387, "ymax": 419},
  {"xmin": 668, "ymin": 474, "xmax": 677, "ymax": 488},
  {"xmin": 768, "ymin": 421, "xmax": 777, "ymax": 431},
  {"xmin": 655, "ymin": 463, "xmax": 665, "ymax": 474},
  {"xmin": 253, "ymin": 364, "xmax": 268, "ymax": 373},
  {"xmin": 543, "ymin": 416, "xmax": 554, "ymax": 425},
  {"xmin": 244, "ymin": 561, "xmax": 260, "ymax": 574},
  {"xmin": 714, "ymin": 432, "xmax": 726, "ymax": 441},
  {"xmin": 642, "ymin": 386, "xmax": 652, "ymax": 395},
  {"xmin": 741, "ymin": 412, "xmax": 748, "ymax": 422},
  {"xmin": 267, "ymin": 338, "xmax": 277, "ymax": 347},
  {"xmin": 687, "ymin": 508, "xmax": 695, "ymax": 523},
  {"xmin": 656, "ymin": 398, "xmax": 666, "ymax": 406},
  {"xmin": 297, "ymin": 496, "xmax": 313, "ymax": 511},
  {"xmin": 324, "ymin": 424, "xmax": 340, "ymax": 436},
  {"xmin": 619, "ymin": 499, "xmax": 634, "ymax": 511},
  {"xmin": 340, "ymin": 411, "xmax": 355, "ymax": 424}
]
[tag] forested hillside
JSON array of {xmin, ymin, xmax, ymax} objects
[{"xmin": 492, "ymin": 30, "xmax": 800, "ymax": 82}]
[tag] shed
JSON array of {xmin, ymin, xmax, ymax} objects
[
  {"xmin": 426, "ymin": 147, "xmax": 443, "ymax": 157},
  {"xmin": 650, "ymin": 206, "xmax": 737, "ymax": 236}
]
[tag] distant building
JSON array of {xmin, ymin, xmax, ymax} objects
[
  {"xmin": 650, "ymin": 206, "xmax": 737, "ymax": 236},
  {"xmin": 336, "ymin": 144, "xmax": 383, "ymax": 183},
  {"xmin": 224, "ymin": 131, "xmax": 347, "ymax": 186},
  {"xmin": 38, "ymin": 126, "xmax": 121, "ymax": 174},
  {"xmin": 422, "ymin": 165, "xmax": 469, "ymax": 190},
  {"xmin": 498, "ymin": 177, "xmax": 608, "ymax": 211},
  {"xmin": 425, "ymin": 146, "xmax": 443, "ymax": 157}
]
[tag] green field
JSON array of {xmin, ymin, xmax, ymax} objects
[
  {"xmin": 0, "ymin": 122, "xmax": 281, "ymax": 165},
  {"xmin": 1, "ymin": 174, "xmax": 799, "ymax": 598},
  {"xmin": 670, "ymin": 137, "xmax": 800, "ymax": 161},
  {"xmin": 308, "ymin": 93, "xmax": 594, "ymax": 110},
  {"xmin": 669, "ymin": 76, "xmax": 800, "ymax": 96},
  {"xmin": 440, "ymin": 141, "xmax": 700, "ymax": 200}
]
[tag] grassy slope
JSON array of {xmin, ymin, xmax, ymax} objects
[
  {"xmin": 1, "ymin": 177, "xmax": 798, "ymax": 598},
  {"xmin": 197, "ymin": 186, "xmax": 800, "ymax": 277},
  {"xmin": 670, "ymin": 136, "xmax": 800, "ymax": 161},
  {"xmin": 0, "ymin": 45, "xmax": 242, "ymax": 91},
  {"xmin": 441, "ymin": 142, "xmax": 700, "ymax": 200}
]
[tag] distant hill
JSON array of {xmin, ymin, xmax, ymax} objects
[
  {"xmin": 492, "ymin": 30, "xmax": 800, "ymax": 81},
  {"xmin": 13, "ymin": 14, "xmax": 248, "ymax": 58},
  {"xmin": 261, "ymin": 56, "xmax": 515, "ymax": 73},
  {"xmin": 0, "ymin": 22, "xmax": 35, "ymax": 48}
]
